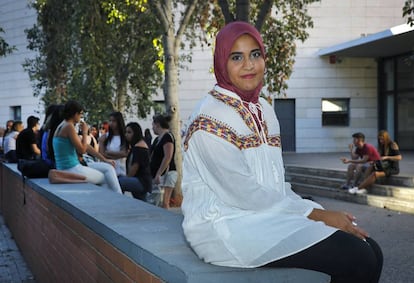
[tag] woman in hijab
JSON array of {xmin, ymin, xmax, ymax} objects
[{"xmin": 181, "ymin": 21, "xmax": 383, "ymax": 283}]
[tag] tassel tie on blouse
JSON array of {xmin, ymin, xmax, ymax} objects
[{"xmin": 243, "ymin": 101, "xmax": 267, "ymax": 144}]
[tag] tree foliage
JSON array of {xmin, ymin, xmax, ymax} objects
[
  {"xmin": 0, "ymin": 26, "xmax": 16, "ymax": 58},
  {"xmin": 403, "ymin": 0, "xmax": 414, "ymax": 26},
  {"xmin": 22, "ymin": 0, "xmax": 317, "ymax": 203},
  {"xmin": 200, "ymin": 0, "xmax": 319, "ymax": 97},
  {"xmin": 23, "ymin": 0, "xmax": 162, "ymax": 123},
  {"xmin": 105, "ymin": 0, "xmax": 318, "ymax": 202}
]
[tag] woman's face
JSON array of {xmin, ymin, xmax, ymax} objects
[
  {"xmin": 226, "ymin": 34, "xmax": 265, "ymax": 93},
  {"xmin": 99, "ymin": 125, "xmax": 107, "ymax": 135},
  {"xmin": 74, "ymin": 111, "xmax": 83, "ymax": 123},
  {"xmin": 125, "ymin": 126, "xmax": 134, "ymax": 143},
  {"xmin": 109, "ymin": 116, "xmax": 118, "ymax": 131},
  {"xmin": 90, "ymin": 126, "xmax": 97, "ymax": 137},
  {"xmin": 378, "ymin": 135, "xmax": 385, "ymax": 145}
]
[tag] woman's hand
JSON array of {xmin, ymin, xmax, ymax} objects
[
  {"xmin": 80, "ymin": 121, "xmax": 88, "ymax": 135},
  {"xmin": 103, "ymin": 158, "xmax": 116, "ymax": 168},
  {"xmin": 308, "ymin": 209, "xmax": 369, "ymax": 240},
  {"xmin": 154, "ymin": 174, "xmax": 161, "ymax": 185}
]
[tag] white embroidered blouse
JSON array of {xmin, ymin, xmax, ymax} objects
[{"xmin": 181, "ymin": 85, "xmax": 336, "ymax": 268}]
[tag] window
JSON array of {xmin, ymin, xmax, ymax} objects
[
  {"xmin": 10, "ymin": 106, "xmax": 21, "ymax": 121},
  {"xmin": 322, "ymin": 98, "xmax": 349, "ymax": 126}
]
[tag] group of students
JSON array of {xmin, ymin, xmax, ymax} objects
[
  {"xmin": 1, "ymin": 116, "xmax": 41, "ymax": 163},
  {"xmin": 340, "ymin": 130, "xmax": 402, "ymax": 195},
  {"xmin": 1, "ymin": 119, "xmax": 23, "ymax": 163},
  {"xmin": 1, "ymin": 100, "xmax": 177, "ymax": 209}
]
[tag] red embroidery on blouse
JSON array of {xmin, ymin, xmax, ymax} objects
[{"xmin": 184, "ymin": 90, "xmax": 281, "ymax": 151}]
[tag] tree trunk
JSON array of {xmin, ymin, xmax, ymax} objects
[
  {"xmin": 163, "ymin": 19, "xmax": 183, "ymax": 205},
  {"xmin": 150, "ymin": 0, "xmax": 200, "ymax": 206},
  {"xmin": 116, "ymin": 77, "xmax": 128, "ymax": 112},
  {"xmin": 218, "ymin": 0, "xmax": 234, "ymax": 23},
  {"xmin": 236, "ymin": 0, "xmax": 250, "ymax": 22},
  {"xmin": 115, "ymin": 64, "xmax": 129, "ymax": 112},
  {"xmin": 256, "ymin": 0, "xmax": 273, "ymax": 31}
]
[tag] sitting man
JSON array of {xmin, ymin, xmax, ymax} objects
[
  {"xmin": 16, "ymin": 116, "xmax": 41, "ymax": 160},
  {"xmin": 340, "ymin": 132, "xmax": 380, "ymax": 193},
  {"xmin": 3, "ymin": 121, "xmax": 24, "ymax": 163},
  {"xmin": 347, "ymin": 130, "xmax": 402, "ymax": 195}
]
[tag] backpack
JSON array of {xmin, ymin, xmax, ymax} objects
[{"xmin": 17, "ymin": 159, "xmax": 51, "ymax": 178}]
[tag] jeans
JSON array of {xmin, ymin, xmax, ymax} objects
[
  {"xmin": 65, "ymin": 163, "xmax": 122, "ymax": 194},
  {"xmin": 118, "ymin": 176, "xmax": 147, "ymax": 201}
]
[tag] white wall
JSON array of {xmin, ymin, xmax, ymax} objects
[
  {"xmin": 0, "ymin": 0, "xmax": 408, "ymax": 152},
  {"xmin": 283, "ymin": 0, "xmax": 407, "ymax": 152},
  {"xmin": 0, "ymin": 0, "xmax": 42, "ymax": 128}
]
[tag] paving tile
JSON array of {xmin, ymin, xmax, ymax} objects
[{"xmin": 0, "ymin": 216, "xmax": 36, "ymax": 283}]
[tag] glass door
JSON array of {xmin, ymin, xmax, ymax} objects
[{"xmin": 397, "ymin": 92, "xmax": 414, "ymax": 150}]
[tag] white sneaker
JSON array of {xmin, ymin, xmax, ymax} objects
[
  {"xmin": 348, "ymin": 187, "xmax": 359, "ymax": 194},
  {"xmin": 356, "ymin": 188, "xmax": 367, "ymax": 195}
]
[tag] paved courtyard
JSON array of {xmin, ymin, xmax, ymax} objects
[{"xmin": 0, "ymin": 216, "xmax": 35, "ymax": 283}]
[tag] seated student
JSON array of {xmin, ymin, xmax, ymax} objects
[
  {"xmin": 79, "ymin": 125, "xmax": 100, "ymax": 165},
  {"xmin": 52, "ymin": 100, "xmax": 122, "ymax": 193},
  {"xmin": 98, "ymin": 112, "xmax": 128, "ymax": 177},
  {"xmin": 99, "ymin": 121, "xmax": 109, "ymax": 138},
  {"xmin": 1, "ymin": 120, "xmax": 14, "ymax": 155},
  {"xmin": 41, "ymin": 105, "xmax": 64, "ymax": 167},
  {"xmin": 3, "ymin": 121, "xmax": 24, "ymax": 163},
  {"xmin": 0, "ymin": 130, "xmax": 3, "ymax": 157},
  {"xmin": 340, "ymin": 132, "xmax": 381, "ymax": 191},
  {"xmin": 118, "ymin": 122, "xmax": 152, "ymax": 201},
  {"xmin": 16, "ymin": 116, "xmax": 41, "ymax": 160},
  {"xmin": 86, "ymin": 127, "xmax": 99, "ymax": 151},
  {"xmin": 348, "ymin": 130, "xmax": 402, "ymax": 195},
  {"xmin": 38, "ymin": 104, "xmax": 60, "ymax": 151}
]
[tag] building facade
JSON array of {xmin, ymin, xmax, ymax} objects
[
  {"xmin": 1, "ymin": 0, "xmax": 412, "ymax": 152},
  {"xmin": 283, "ymin": 0, "xmax": 412, "ymax": 152}
]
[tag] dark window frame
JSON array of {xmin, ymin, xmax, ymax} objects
[
  {"xmin": 10, "ymin": 105, "xmax": 21, "ymax": 121},
  {"xmin": 321, "ymin": 98, "xmax": 350, "ymax": 126}
]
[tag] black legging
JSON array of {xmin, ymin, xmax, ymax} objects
[{"xmin": 265, "ymin": 231, "xmax": 383, "ymax": 283}]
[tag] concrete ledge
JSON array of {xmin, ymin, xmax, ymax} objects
[{"xmin": 0, "ymin": 162, "xmax": 330, "ymax": 283}]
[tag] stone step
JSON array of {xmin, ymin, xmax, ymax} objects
[
  {"xmin": 375, "ymin": 174, "xmax": 414, "ymax": 187},
  {"xmin": 286, "ymin": 171, "xmax": 414, "ymax": 201},
  {"xmin": 369, "ymin": 185, "xmax": 414, "ymax": 201},
  {"xmin": 291, "ymin": 182, "xmax": 414, "ymax": 214},
  {"xmin": 286, "ymin": 172, "xmax": 344, "ymax": 189},
  {"xmin": 285, "ymin": 166, "xmax": 346, "ymax": 179},
  {"xmin": 285, "ymin": 166, "xmax": 414, "ymax": 188},
  {"xmin": 286, "ymin": 174, "xmax": 345, "ymax": 189},
  {"xmin": 285, "ymin": 165, "xmax": 414, "ymax": 214}
]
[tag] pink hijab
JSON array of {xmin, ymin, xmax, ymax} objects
[{"xmin": 214, "ymin": 21, "xmax": 266, "ymax": 103}]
